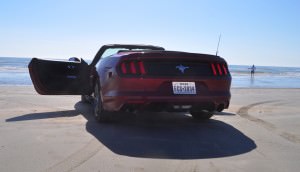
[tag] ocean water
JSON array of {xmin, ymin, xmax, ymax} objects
[
  {"xmin": 1, "ymin": 57, "xmax": 300, "ymax": 88},
  {"xmin": 229, "ymin": 65, "xmax": 300, "ymax": 88},
  {"xmin": 0, "ymin": 57, "xmax": 31, "ymax": 85}
]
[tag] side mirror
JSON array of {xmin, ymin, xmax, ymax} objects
[{"xmin": 68, "ymin": 57, "xmax": 81, "ymax": 62}]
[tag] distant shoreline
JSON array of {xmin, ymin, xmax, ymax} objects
[
  {"xmin": 1, "ymin": 57, "xmax": 300, "ymax": 68},
  {"xmin": 1, "ymin": 57, "xmax": 300, "ymax": 88}
]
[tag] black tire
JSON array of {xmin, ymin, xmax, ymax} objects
[
  {"xmin": 81, "ymin": 95, "xmax": 89, "ymax": 103},
  {"xmin": 93, "ymin": 82, "xmax": 110, "ymax": 122},
  {"xmin": 216, "ymin": 104, "xmax": 224, "ymax": 112},
  {"xmin": 190, "ymin": 110, "xmax": 214, "ymax": 120}
]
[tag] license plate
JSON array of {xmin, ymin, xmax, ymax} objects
[{"xmin": 172, "ymin": 82, "xmax": 196, "ymax": 95}]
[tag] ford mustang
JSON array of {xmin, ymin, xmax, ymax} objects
[{"xmin": 28, "ymin": 44, "xmax": 231, "ymax": 122}]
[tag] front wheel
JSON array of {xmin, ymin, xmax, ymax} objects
[
  {"xmin": 190, "ymin": 110, "xmax": 214, "ymax": 120},
  {"xmin": 93, "ymin": 82, "xmax": 110, "ymax": 122}
]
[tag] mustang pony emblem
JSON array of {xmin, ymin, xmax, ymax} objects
[{"xmin": 176, "ymin": 64, "xmax": 189, "ymax": 73}]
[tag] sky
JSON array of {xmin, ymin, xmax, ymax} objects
[{"xmin": 0, "ymin": 0, "xmax": 299, "ymax": 67}]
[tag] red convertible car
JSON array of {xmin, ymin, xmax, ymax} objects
[{"xmin": 28, "ymin": 44, "xmax": 231, "ymax": 122}]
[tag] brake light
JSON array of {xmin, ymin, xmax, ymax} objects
[
  {"xmin": 217, "ymin": 64, "xmax": 223, "ymax": 75},
  {"xmin": 121, "ymin": 62, "xmax": 127, "ymax": 74},
  {"xmin": 222, "ymin": 64, "xmax": 228, "ymax": 75},
  {"xmin": 211, "ymin": 63, "xmax": 217, "ymax": 76},
  {"xmin": 138, "ymin": 61, "xmax": 146, "ymax": 75},
  {"xmin": 130, "ymin": 61, "xmax": 137, "ymax": 74},
  {"xmin": 119, "ymin": 60, "xmax": 146, "ymax": 77},
  {"xmin": 211, "ymin": 62, "xmax": 229, "ymax": 76}
]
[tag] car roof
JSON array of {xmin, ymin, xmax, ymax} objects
[{"xmin": 101, "ymin": 44, "xmax": 165, "ymax": 50}]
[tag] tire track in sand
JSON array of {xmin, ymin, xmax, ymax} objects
[
  {"xmin": 237, "ymin": 100, "xmax": 300, "ymax": 144},
  {"xmin": 45, "ymin": 138, "xmax": 103, "ymax": 172}
]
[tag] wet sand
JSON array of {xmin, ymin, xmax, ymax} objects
[{"xmin": 1, "ymin": 86, "xmax": 300, "ymax": 172}]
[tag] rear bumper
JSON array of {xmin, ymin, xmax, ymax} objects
[
  {"xmin": 102, "ymin": 91, "xmax": 230, "ymax": 112},
  {"xmin": 101, "ymin": 77, "xmax": 231, "ymax": 112}
]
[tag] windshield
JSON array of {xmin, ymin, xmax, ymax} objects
[
  {"xmin": 101, "ymin": 48, "xmax": 128, "ymax": 58},
  {"xmin": 101, "ymin": 48, "xmax": 154, "ymax": 59}
]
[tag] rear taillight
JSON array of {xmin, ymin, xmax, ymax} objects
[
  {"xmin": 217, "ymin": 64, "xmax": 223, "ymax": 75},
  {"xmin": 222, "ymin": 64, "xmax": 228, "ymax": 75},
  {"xmin": 211, "ymin": 63, "xmax": 217, "ymax": 76},
  {"xmin": 130, "ymin": 61, "xmax": 137, "ymax": 74},
  {"xmin": 119, "ymin": 60, "xmax": 147, "ymax": 77},
  {"xmin": 138, "ymin": 61, "xmax": 146, "ymax": 75},
  {"xmin": 121, "ymin": 62, "xmax": 127, "ymax": 74},
  {"xmin": 211, "ymin": 62, "xmax": 229, "ymax": 76}
]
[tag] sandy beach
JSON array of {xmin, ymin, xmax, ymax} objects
[{"xmin": 1, "ymin": 86, "xmax": 300, "ymax": 172}]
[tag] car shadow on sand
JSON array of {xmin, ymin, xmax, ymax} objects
[
  {"xmin": 6, "ymin": 110, "xmax": 79, "ymax": 122},
  {"xmin": 6, "ymin": 101, "xmax": 256, "ymax": 159},
  {"xmin": 75, "ymin": 102, "xmax": 256, "ymax": 159}
]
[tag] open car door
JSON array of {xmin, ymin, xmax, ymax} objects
[{"xmin": 28, "ymin": 58, "xmax": 93, "ymax": 95}]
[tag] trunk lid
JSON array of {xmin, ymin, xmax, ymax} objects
[{"xmin": 117, "ymin": 51, "xmax": 230, "ymax": 78}]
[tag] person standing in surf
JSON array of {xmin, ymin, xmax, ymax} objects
[{"xmin": 250, "ymin": 64, "xmax": 256, "ymax": 77}]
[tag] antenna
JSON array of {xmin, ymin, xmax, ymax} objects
[{"xmin": 216, "ymin": 34, "xmax": 221, "ymax": 56}]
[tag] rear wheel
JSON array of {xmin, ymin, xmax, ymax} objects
[
  {"xmin": 93, "ymin": 82, "xmax": 110, "ymax": 122},
  {"xmin": 190, "ymin": 110, "xmax": 214, "ymax": 120},
  {"xmin": 81, "ymin": 95, "xmax": 90, "ymax": 103}
]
